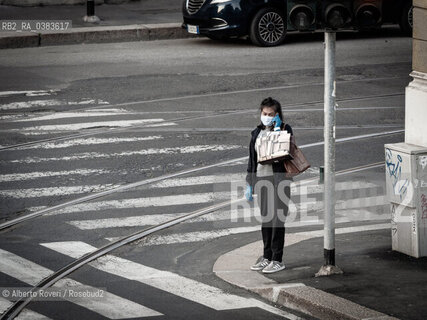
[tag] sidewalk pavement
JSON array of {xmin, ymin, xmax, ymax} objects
[
  {"xmin": 214, "ymin": 222, "xmax": 427, "ymax": 320},
  {"xmin": 0, "ymin": 0, "xmax": 194, "ymax": 49}
]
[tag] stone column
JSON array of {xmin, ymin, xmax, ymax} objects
[
  {"xmin": 385, "ymin": 0, "xmax": 427, "ymax": 258},
  {"xmin": 406, "ymin": 0, "xmax": 427, "ymax": 147}
]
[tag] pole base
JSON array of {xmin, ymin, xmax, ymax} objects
[
  {"xmin": 315, "ymin": 264, "xmax": 343, "ymax": 277},
  {"xmin": 83, "ymin": 15, "xmax": 100, "ymax": 23}
]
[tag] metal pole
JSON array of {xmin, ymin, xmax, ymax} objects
[
  {"xmin": 324, "ymin": 30, "xmax": 336, "ymax": 266},
  {"xmin": 316, "ymin": 31, "xmax": 342, "ymax": 276}
]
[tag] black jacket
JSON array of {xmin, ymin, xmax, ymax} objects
[{"xmin": 245, "ymin": 122, "xmax": 293, "ymax": 189}]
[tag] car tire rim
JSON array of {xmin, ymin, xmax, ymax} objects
[
  {"xmin": 408, "ymin": 6, "xmax": 413, "ymax": 28},
  {"xmin": 258, "ymin": 12, "xmax": 285, "ymax": 44}
]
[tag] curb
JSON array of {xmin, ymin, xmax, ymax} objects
[
  {"xmin": 0, "ymin": 23, "xmax": 197, "ymax": 49},
  {"xmin": 213, "ymin": 231, "xmax": 399, "ymax": 320}
]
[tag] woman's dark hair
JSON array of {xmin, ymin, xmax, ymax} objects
[{"xmin": 259, "ymin": 97, "xmax": 284, "ymax": 121}]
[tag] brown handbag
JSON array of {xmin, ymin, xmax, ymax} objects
[{"xmin": 283, "ymin": 135, "xmax": 310, "ymax": 176}]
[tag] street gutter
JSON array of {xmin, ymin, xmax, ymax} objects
[{"xmin": 0, "ymin": 22, "xmax": 197, "ymax": 49}]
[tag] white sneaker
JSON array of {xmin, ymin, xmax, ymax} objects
[
  {"xmin": 262, "ymin": 260, "xmax": 286, "ymax": 273},
  {"xmin": 250, "ymin": 257, "xmax": 271, "ymax": 271}
]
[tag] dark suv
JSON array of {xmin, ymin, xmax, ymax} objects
[{"xmin": 182, "ymin": 0, "xmax": 413, "ymax": 47}]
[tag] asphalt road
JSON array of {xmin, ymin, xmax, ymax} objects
[{"xmin": 0, "ymin": 28, "xmax": 411, "ymax": 319}]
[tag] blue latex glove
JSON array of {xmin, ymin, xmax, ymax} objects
[
  {"xmin": 245, "ymin": 184, "xmax": 253, "ymax": 201},
  {"xmin": 273, "ymin": 114, "xmax": 282, "ymax": 131}
]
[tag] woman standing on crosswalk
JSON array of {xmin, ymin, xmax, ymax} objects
[{"xmin": 245, "ymin": 97, "xmax": 293, "ymax": 274}]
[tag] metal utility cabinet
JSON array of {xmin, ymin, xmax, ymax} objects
[{"xmin": 385, "ymin": 143, "xmax": 427, "ymax": 258}]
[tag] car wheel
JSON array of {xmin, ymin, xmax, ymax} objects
[
  {"xmin": 250, "ymin": 7, "xmax": 287, "ymax": 47},
  {"xmin": 399, "ymin": 2, "xmax": 413, "ymax": 36}
]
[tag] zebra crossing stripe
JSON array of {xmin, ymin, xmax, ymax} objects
[
  {"xmin": 157, "ymin": 223, "xmax": 391, "ymax": 254},
  {"xmin": 26, "ymin": 177, "xmax": 381, "ymax": 215},
  {"xmin": 144, "ymin": 122, "xmax": 177, "ymax": 127},
  {"xmin": 14, "ymin": 136, "xmax": 163, "ymax": 150},
  {"xmin": 52, "ymin": 192, "xmax": 234, "ymax": 215},
  {"xmin": 0, "ymin": 297, "xmax": 51, "ymax": 320},
  {"xmin": 0, "ymin": 99, "xmax": 104, "ymax": 111},
  {"xmin": 0, "ymin": 184, "xmax": 120, "ymax": 198},
  {"xmin": 102, "ymin": 213, "xmax": 390, "ymax": 245},
  {"xmin": 13, "ymin": 109, "xmax": 135, "ymax": 122},
  {"xmin": 39, "ymin": 241, "xmax": 298, "ymax": 318},
  {"xmin": 0, "ymin": 171, "xmax": 382, "ymax": 202},
  {"xmin": 7, "ymin": 144, "xmax": 241, "ymax": 163},
  {"xmin": 336, "ymin": 195, "xmax": 387, "ymax": 210},
  {"xmin": 69, "ymin": 213, "xmax": 187, "ymax": 229},
  {"xmin": 293, "ymin": 196, "xmax": 387, "ymax": 213},
  {"xmin": 67, "ymin": 206, "xmax": 387, "ymax": 231},
  {"xmin": 0, "ymin": 99, "xmax": 85, "ymax": 110},
  {"xmin": 108, "ymin": 226, "xmax": 261, "ymax": 245},
  {"xmin": 0, "ymin": 249, "xmax": 51, "ymax": 283},
  {"xmin": 149, "ymin": 173, "xmax": 245, "ymax": 188},
  {"xmin": 11, "ymin": 119, "xmax": 167, "ymax": 132},
  {"xmin": 149, "ymin": 174, "xmax": 378, "ymax": 192},
  {"xmin": 67, "ymin": 209, "xmax": 259, "ymax": 230},
  {"xmin": 0, "ymin": 249, "xmax": 162, "ymax": 319},
  {"xmin": 0, "ymin": 169, "xmax": 110, "ymax": 182},
  {"xmin": 294, "ymin": 180, "xmax": 379, "ymax": 194},
  {"xmin": 62, "ymin": 180, "xmax": 385, "ymax": 229},
  {"xmin": 0, "ymin": 89, "xmax": 57, "ymax": 98}
]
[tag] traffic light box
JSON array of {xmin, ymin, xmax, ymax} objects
[
  {"xmin": 321, "ymin": 0, "xmax": 353, "ymax": 29},
  {"xmin": 286, "ymin": 0, "xmax": 384, "ymax": 32},
  {"xmin": 287, "ymin": 0, "xmax": 318, "ymax": 31},
  {"xmin": 353, "ymin": 0, "xmax": 382, "ymax": 27}
]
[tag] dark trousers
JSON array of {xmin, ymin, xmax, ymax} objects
[{"xmin": 255, "ymin": 174, "xmax": 291, "ymax": 263}]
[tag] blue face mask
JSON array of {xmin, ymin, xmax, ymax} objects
[{"xmin": 260, "ymin": 115, "xmax": 274, "ymax": 126}]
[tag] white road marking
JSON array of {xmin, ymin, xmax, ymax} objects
[
  {"xmin": 218, "ymin": 159, "xmax": 247, "ymax": 166},
  {"xmin": 144, "ymin": 122, "xmax": 177, "ymax": 128},
  {"xmin": 106, "ymin": 217, "xmax": 388, "ymax": 244},
  {"xmin": 67, "ymin": 209, "xmax": 261, "ymax": 230},
  {"xmin": 335, "ymin": 223, "xmax": 390, "ymax": 234},
  {"xmin": 0, "ymin": 114, "xmax": 28, "ymax": 121},
  {"xmin": 118, "ymin": 226, "xmax": 261, "ymax": 245},
  {"xmin": 14, "ymin": 108, "xmax": 135, "ymax": 122},
  {"xmin": 336, "ymin": 195, "xmax": 387, "ymax": 210},
  {"xmin": 0, "ymin": 184, "xmax": 119, "ymax": 198},
  {"xmin": 293, "ymin": 196, "xmax": 387, "ymax": 213},
  {"xmin": 0, "ymin": 297, "xmax": 51, "ymax": 320},
  {"xmin": 295, "ymin": 180, "xmax": 380, "ymax": 194},
  {"xmin": 68, "ymin": 207, "xmax": 388, "ymax": 231},
  {"xmin": 0, "ymin": 100, "xmax": 61, "ymax": 111},
  {"xmin": 40, "ymin": 241, "xmax": 298, "ymax": 318},
  {"xmin": 54, "ymin": 192, "xmax": 233, "ymax": 215},
  {"xmin": 58, "ymin": 177, "xmax": 383, "ymax": 224},
  {"xmin": 0, "ymin": 99, "xmax": 108, "ymax": 111},
  {"xmin": 8, "ymin": 144, "xmax": 242, "ymax": 164},
  {"xmin": 0, "ymin": 169, "xmax": 109, "ymax": 182},
  {"xmin": 149, "ymin": 173, "xmax": 244, "ymax": 188},
  {"xmin": 13, "ymin": 109, "xmax": 135, "ymax": 122},
  {"xmin": 15, "ymin": 136, "xmax": 163, "ymax": 150},
  {"xmin": 13, "ymin": 119, "xmax": 166, "ymax": 132},
  {"xmin": 27, "ymin": 206, "xmax": 48, "ymax": 212},
  {"xmin": 0, "ymin": 249, "xmax": 162, "ymax": 319},
  {"xmin": 0, "ymin": 90, "xmax": 57, "ymax": 97},
  {"xmin": 68, "ymin": 213, "xmax": 187, "ymax": 229},
  {"xmin": 150, "ymin": 175, "xmax": 378, "ymax": 192}
]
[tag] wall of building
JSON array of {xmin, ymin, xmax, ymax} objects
[
  {"xmin": 405, "ymin": 0, "xmax": 427, "ymax": 148},
  {"xmin": 387, "ymin": 0, "xmax": 427, "ymax": 258}
]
